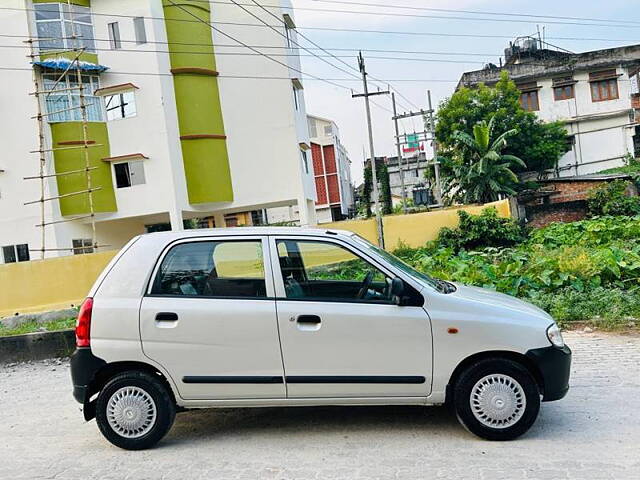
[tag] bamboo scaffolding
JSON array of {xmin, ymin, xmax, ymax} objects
[
  {"xmin": 36, "ymin": 214, "xmax": 93, "ymax": 227},
  {"xmin": 23, "ymin": 2, "xmax": 103, "ymax": 258},
  {"xmin": 26, "ymin": 38, "xmax": 47, "ymax": 259},
  {"xmin": 30, "ymin": 144, "xmax": 102, "ymax": 153},
  {"xmin": 68, "ymin": 0, "xmax": 98, "ymax": 252},
  {"xmin": 31, "ymin": 103, "xmax": 87, "ymax": 119},
  {"xmin": 23, "ymin": 166, "xmax": 97, "ymax": 180},
  {"xmin": 23, "ymin": 187, "xmax": 102, "ymax": 206}
]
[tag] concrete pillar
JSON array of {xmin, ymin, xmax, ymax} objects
[
  {"xmin": 169, "ymin": 209, "xmax": 183, "ymax": 231},
  {"xmin": 298, "ymin": 198, "xmax": 317, "ymax": 227},
  {"xmin": 213, "ymin": 212, "xmax": 226, "ymax": 228}
]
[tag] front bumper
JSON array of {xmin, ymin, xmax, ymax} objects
[
  {"xmin": 70, "ymin": 347, "xmax": 105, "ymax": 404},
  {"xmin": 526, "ymin": 344, "xmax": 572, "ymax": 401}
]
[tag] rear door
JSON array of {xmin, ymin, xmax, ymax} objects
[
  {"xmin": 271, "ymin": 236, "xmax": 432, "ymax": 399},
  {"xmin": 140, "ymin": 236, "xmax": 285, "ymax": 400}
]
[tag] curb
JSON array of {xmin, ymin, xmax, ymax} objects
[{"xmin": 0, "ymin": 329, "xmax": 75, "ymax": 364}]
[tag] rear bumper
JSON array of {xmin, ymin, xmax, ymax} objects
[
  {"xmin": 70, "ymin": 347, "xmax": 105, "ymax": 404},
  {"xmin": 526, "ymin": 344, "xmax": 572, "ymax": 402}
]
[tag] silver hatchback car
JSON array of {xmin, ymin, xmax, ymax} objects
[{"xmin": 71, "ymin": 228, "xmax": 570, "ymax": 449}]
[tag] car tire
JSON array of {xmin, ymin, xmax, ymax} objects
[
  {"xmin": 95, "ymin": 370, "xmax": 176, "ymax": 450},
  {"xmin": 453, "ymin": 358, "xmax": 540, "ymax": 441}
]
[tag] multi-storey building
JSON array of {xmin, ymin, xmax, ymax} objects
[
  {"xmin": 458, "ymin": 40, "xmax": 640, "ymax": 177},
  {"xmin": 307, "ymin": 115, "xmax": 353, "ymax": 223},
  {"xmin": 385, "ymin": 152, "xmax": 430, "ymax": 202},
  {"xmin": 0, "ymin": 0, "xmax": 316, "ymax": 263},
  {"xmin": 267, "ymin": 114, "xmax": 353, "ymax": 224}
]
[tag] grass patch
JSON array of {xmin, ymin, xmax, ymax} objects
[{"xmin": 0, "ymin": 317, "xmax": 76, "ymax": 337}]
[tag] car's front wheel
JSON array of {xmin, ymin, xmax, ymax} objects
[
  {"xmin": 95, "ymin": 371, "xmax": 176, "ymax": 450},
  {"xmin": 453, "ymin": 358, "xmax": 540, "ymax": 440}
]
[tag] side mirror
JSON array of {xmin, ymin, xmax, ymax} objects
[{"xmin": 391, "ymin": 277, "xmax": 405, "ymax": 305}]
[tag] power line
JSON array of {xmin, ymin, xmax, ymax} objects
[
  {"xmin": 187, "ymin": 1, "xmax": 640, "ymax": 29},
  {"xmin": 0, "ymin": 34, "xmax": 500, "ymax": 56},
  {"xmin": 247, "ymin": 0, "xmax": 416, "ymax": 111},
  {"xmin": 2, "ymin": 6, "xmax": 638, "ymax": 42},
  {"xmin": 1, "ymin": 44, "xmax": 489, "ymax": 64},
  {"xmin": 163, "ymin": 0, "xmax": 349, "ymax": 92},
  {"xmin": 0, "ymin": 65, "xmax": 462, "ymax": 82},
  {"xmin": 308, "ymin": 0, "xmax": 640, "ymax": 26}
]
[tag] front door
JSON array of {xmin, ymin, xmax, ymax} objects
[
  {"xmin": 270, "ymin": 237, "xmax": 432, "ymax": 398},
  {"xmin": 140, "ymin": 237, "xmax": 285, "ymax": 400}
]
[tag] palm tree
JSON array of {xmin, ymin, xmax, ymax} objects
[{"xmin": 439, "ymin": 118, "xmax": 526, "ymax": 204}]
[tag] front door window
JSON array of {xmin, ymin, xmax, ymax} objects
[{"xmin": 276, "ymin": 240, "xmax": 392, "ymax": 303}]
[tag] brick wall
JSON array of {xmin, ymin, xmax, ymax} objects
[
  {"xmin": 525, "ymin": 202, "xmax": 587, "ymax": 228},
  {"xmin": 521, "ymin": 180, "xmax": 605, "ymax": 228}
]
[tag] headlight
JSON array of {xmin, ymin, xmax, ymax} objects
[{"xmin": 546, "ymin": 323, "xmax": 565, "ymax": 348}]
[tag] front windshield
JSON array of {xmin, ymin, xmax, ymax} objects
[{"xmin": 350, "ymin": 234, "xmax": 440, "ymax": 290}]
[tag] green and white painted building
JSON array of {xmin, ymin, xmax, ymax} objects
[{"xmin": 0, "ymin": 0, "xmax": 317, "ymax": 262}]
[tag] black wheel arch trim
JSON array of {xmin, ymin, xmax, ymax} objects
[
  {"xmin": 71, "ymin": 348, "xmax": 176, "ymax": 421},
  {"xmin": 445, "ymin": 350, "xmax": 549, "ymax": 404}
]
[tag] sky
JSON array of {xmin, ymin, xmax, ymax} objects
[{"xmin": 288, "ymin": 0, "xmax": 640, "ymax": 183}]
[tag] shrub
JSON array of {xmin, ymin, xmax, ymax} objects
[
  {"xmin": 529, "ymin": 288, "xmax": 640, "ymax": 328},
  {"xmin": 434, "ymin": 208, "xmax": 526, "ymax": 251},
  {"xmin": 528, "ymin": 215, "xmax": 640, "ymax": 248},
  {"xmin": 392, "ymin": 215, "xmax": 640, "ymax": 327},
  {"xmin": 587, "ymin": 180, "xmax": 640, "ymax": 217}
]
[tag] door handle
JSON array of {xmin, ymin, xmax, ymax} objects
[
  {"xmin": 155, "ymin": 312, "xmax": 179, "ymax": 321},
  {"xmin": 297, "ymin": 315, "xmax": 321, "ymax": 324}
]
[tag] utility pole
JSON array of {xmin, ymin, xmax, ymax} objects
[
  {"xmin": 391, "ymin": 93, "xmax": 408, "ymax": 214},
  {"xmin": 353, "ymin": 52, "xmax": 389, "ymax": 248},
  {"xmin": 392, "ymin": 109, "xmax": 431, "ymax": 207},
  {"xmin": 427, "ymin": 90, "xmax": 443, "ymax": 205}
]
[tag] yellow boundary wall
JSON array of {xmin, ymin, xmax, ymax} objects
[
  {"xmin": 0, "ymin": 250, "xmax": 117, "ymax": 318},
  {"xmin": 0, "ymin": 200, "xmax": 509, "ymax": 318},
  {"xmin": 324, "ymin": 199, "xmax": 511, "ymax": 250}
]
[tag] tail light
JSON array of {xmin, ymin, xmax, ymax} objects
[{"xmin": 76, "ymin": 297, "xmax": 93, "ymax": 347}]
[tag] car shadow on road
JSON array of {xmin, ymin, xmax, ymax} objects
[
  {"xmin": 160, "ymin": 401, "xmax": 580, "ymax": 448},
  {"xmin": 161, "ymin": 405, "xmax": 470, "ymax": 447}
]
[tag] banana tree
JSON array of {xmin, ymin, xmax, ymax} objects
[{"xmin": 438, "ymin": 117, "xmax": 526, "ymax": 204}]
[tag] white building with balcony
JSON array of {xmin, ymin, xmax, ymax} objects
[
  {"xmin": 0, "ymin": 0, "xmax": 316, "ymax": 263},
  {"xmin": 458, "ymin": 41, "xmax": 640, "ymax": 177}
]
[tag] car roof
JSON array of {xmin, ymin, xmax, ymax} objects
[{"xmin": 140, "ymin": 226, "xmax": 356, "ymax": 242}]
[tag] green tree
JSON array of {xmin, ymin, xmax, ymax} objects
[
  {"xmin": 361, "ymin": 158, "xmax": 392, "ymax": 217},
  {"xmin": 435, "ymin": 71, "xmax": 568, "ymax": 174},
  {"xmin": 439, "ymin": 117, "xmax": 526, "ymax": 203}
]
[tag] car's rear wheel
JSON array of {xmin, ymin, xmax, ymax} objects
[
  {"xmin": 453, "ymin": 358, "xmax": 540, "ymax": 440},
  {"xmin": 95, "ymin": 371, "xmax": 176, "ymax": 450}
]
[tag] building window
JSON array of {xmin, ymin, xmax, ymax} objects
[
  {"xmin": 285, "ymin": 23, "xmax": 292, "ymax": 48},
  {"xmin": 553, "ymin": 84, "xmax": 575, "ymax": 101},
  {"xmin": 105, "ymin": 91, "xmax": 136, "ymax": 121},
  {"xmin": 108, "ymin": 22, "xmax": 121, "ymax": 49},
  {"xmin": 72, "ymin": 239, "xmax": 94, "ymax": 255},
  {"xmin": 519, "ymin": 90, "xmax": 539, "ymax": 111},
  {"xmin": 591, "ymin": 78, "xmax": 619, "ymax": 102},
  {"xmin": 133, "ymin": 17, "xmax": 147, "ymax": 45},
  {"xmin": 308, "ymin": 118, "xmax": 317, "ymax": 137},
  {"xmin": 301, "ymin": 150, "xmax": 309, "ymax": 174},
  {"xmin": 114, "ymin": 161, "xmax": 145, "ymax": 188},
  {"xmin": 34, "ymin": 3, "xmax": 95, "ymax": 53},
  {"xmin": 283, "ymin": 14, "xmax": 296, "ymax": 48},
  {"xmin": 324, "ymin": 125, "xmax": 333, "ymax": 136},
  {"xmin": 2, "ymin": 244, "xmax": 29, "ymax": 263},
  {"xmin": 42, "ymin": 73, "xmax": 102, "ymax": 122},
  {"xmin": 292, "ymin": 86, "xmax": 299, "ymax": 111}
]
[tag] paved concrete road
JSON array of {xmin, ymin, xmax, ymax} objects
[{"xmin": 1, "ymin": 331, "xmax": 639, "ymax": 480}]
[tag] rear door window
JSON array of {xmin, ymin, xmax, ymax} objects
[{"xmin": 151, "ymin": 240, "xmax": 266, "ymax": 298}]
